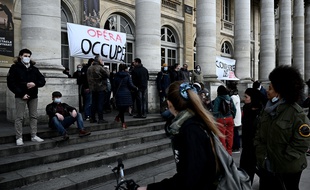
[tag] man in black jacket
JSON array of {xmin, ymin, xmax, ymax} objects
[
  {"xmin": 131, "ymin": 58, "xmax": 149, "ymax": 118},
  {"xmin": 7, "ymin": 48, "xmax": 46, "ymax": 146},
  {"xmin": 46, "ymin": 91, "xmax": 91, "ymax": 140}
]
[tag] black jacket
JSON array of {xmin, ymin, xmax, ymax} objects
[
  {"xmin": 147, "ymin": 116, "xmax": 217, "ymax": 190},
  {"xmin": 46, "ymin": 102, "xmax": 77, "ymax": 128},
  {"xmin": 7, "ymin": 61, "xmax": 46, "ymax": 99},
  {"xmin": 131, "ymin": 64, "xmax": 149, "ymax": 91}
]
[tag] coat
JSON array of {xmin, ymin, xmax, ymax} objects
[
  {"xmin": 254, "ymin": 101, "xmax": 310, "ymax": 173},
  {"xmin": 113, "ymin": 71, "xmax": 137, "ymax": 107},
  {"xmin": 131, "ymin": 64, "xmax": 149, "ymax": 91},
  {"xmin": 87, "ymin": 62, "xmax": 109, "ymax": 92},
  {"xmin": 7, "ymin": 61, "xmax": 46, "ymax": 99}
]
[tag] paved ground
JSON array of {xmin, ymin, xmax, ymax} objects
[{"xmin": 1, "ymin": 112, "xmax": 310, "ymax": 189}]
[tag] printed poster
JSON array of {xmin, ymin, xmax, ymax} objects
[{"xmin": 216, "ymin": 56, "xmax": 239, "ymax": 81}]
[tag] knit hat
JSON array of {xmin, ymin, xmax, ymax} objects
[{"xmin": 162, "ymin": 63, "xmax": 167, "ymax": 67}]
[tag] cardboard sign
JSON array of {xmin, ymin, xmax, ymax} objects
[
  {"xmin": 216, "ymin": 56, "xmax": 239, "ymax": 81},
  {"xmin": 67, "ymin": 23, "xmax": 126, "ymax": 62}
]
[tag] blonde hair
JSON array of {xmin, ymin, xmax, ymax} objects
[{"xmin": 167, "ymin": 81, "xmax": 222, "ymax": 137}]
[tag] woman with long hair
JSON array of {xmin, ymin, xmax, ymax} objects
[{"xmin": 137, "ymin": 81, "xmax": 222, "ymax": 190}]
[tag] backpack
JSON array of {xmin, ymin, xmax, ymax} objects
[
  {"xmin": 211, "ymin": 132, "xmax": 251, "ymax": 190},
  {"xmin": 219, "ymin": 99, "xmax": 231, "ymax": 115}
]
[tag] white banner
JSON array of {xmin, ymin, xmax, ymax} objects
[
  {"xmin": 67, "ymin": 23, "xmax": 126, "ymax": 62},
  {"xmin": 215, "ymin": 56, "xmax": 239, "ymax": 81}
]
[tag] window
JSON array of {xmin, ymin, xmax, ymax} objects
[
  {"xmin": 104, "ymin": 14, "xmax": 134, "ymax": 65},
  {"xmin": 221, "ymin": 41, "xmax": 232, "ymax": 57},
  {"xmin": 61, "ymin": 4, "xmax": 73, "ymax": 69},
  {"xmin": 222, "ymin": 0, "xmax": 230, "ymax": 21},
  {"xmin": 161, "ymin": 27, "xmax": 178, "ymax": 66}
]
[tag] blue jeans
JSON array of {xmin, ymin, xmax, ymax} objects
[
  {"xmin": 83, "ymin": 90, "xmax": 92, "ymax": 117},
  {"xmin": 135, "ymin": 90, "xmax": 147, "ymax": 116},
  {"xmin": 51, "ymin": 113, "xmax": 84, "ymax": 135}
]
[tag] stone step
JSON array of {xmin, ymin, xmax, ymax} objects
[
  {"xmin": 0, "ymin": 127, "xmax": 167, "ymax": 173},
  {"xmin": 0, "ymin": 121, "xmax": 165, "ymax": 157},
  {"xmin": 1, "ymin": 143, "xmax": 173, "ymax": 189}
]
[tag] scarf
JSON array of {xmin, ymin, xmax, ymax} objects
[
  {"xmin": 167, "ymin": 109, "xmax": 194, "ymax": 135},
  {"xmin": 264, "ymin": 99, "xmax": 285, "ymax": 117}
]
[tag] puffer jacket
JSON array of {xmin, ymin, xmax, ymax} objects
[
  {"xmin": 7, "ymin": 61, "xmax": 46, "ymax": 99},
  {"xmin": 113, "ymin": 71, "xmax": 137, "ymax": 107}
]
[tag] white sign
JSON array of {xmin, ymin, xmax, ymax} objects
[
  {"xmin": 215, "ymin": 56, "xmax": 239, "ymax": 81},
  {"xmin": 67, "ymin": 23, "xmax": 127, "ymax": 62}
]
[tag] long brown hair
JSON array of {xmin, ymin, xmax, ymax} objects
[{"xmin": 167, "ymin": 81, "xmax": 222, "ymax": 137}]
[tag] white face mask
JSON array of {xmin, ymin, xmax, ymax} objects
[
  {"xmin": 77, "ymin": 68, "xmax": 82, "ymax": 71},
  {"xmin": 196, "ymin": 69, "xmax": 201, "ymax": 72},
  {"xmin": 271, "ymin": 96, "xmax": 279, "ymax": 103},
  {"xmin": 54, "ymin": 98, "xmax": 61, "ymax": 103},
  {"xmin": 22, "ymin": 57, "xmax": 30, "ymax": 64}
]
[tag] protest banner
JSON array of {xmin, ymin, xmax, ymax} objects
[
  {"xmin": 67, "ymin": 23, "xmax": 126, "ymax": 62},
  {"xmin": 216, "ymin": 56, "xmax": 239, "ymax": 81}
]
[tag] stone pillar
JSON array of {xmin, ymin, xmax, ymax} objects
[
  {"xmin": 234, "ymin": 0, "xmax": 251, "ymax": 80},
  {"xmin": 21, "ymin": 0, "xmax": 64, "ymax": 75},
  {"xmin": 278, "ymin": 0, "xmax": 292, "ymax": 65},
  {"xmin": 306, "ymin": 1, "xmax": 310, "ymax": 81},
  {"xmin": 135, "ymin": 0, "xmax": 161, "ymax": 113},
  {"xmin": 196, "ymin": 0, "xmax": 218, "ymax": 99},
  {"xmin": 259, "ymin": 0, "xmax": 276, "ymax": 81},
  {"xmin": 293, "ymin": 0, "xmax": 305, "ymax": 77}
]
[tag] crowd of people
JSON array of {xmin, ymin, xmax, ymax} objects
[{"xmin": 7, "ymin": 48, "xmax": 310, "ymax": 189}]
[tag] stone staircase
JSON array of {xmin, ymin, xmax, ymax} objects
[{"xmin": 0, "ymin": 116, "xmax": 174, "ymax": 189}]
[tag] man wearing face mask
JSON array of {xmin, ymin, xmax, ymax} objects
[
  {"xmin": 7, "ymin": 48, "xmax": 46, "ymax": 146},
  {"xmin": 156, "ymin": 63, "xmax": 171, "ymax": 112},
  {"xmin": 46, "ymin": 91, "xmax": 91, "ymax": 140},
  {"xmin": 191, "ymin": 65, "xmax": 203, "ymax": 84}
]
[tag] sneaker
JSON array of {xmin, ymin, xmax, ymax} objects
[
  {"xmin": 16, "ymin": 138, "xmax": 24, "ymax": 146},
  {"xmin": 85, "ymin": 116, "xmax": 90, "ymax": 121},
  {"xmin": 79, "ymin": 130, "xmax": 91, "ymax": 137},
  {"xmin": 63, "ymin": 133, "xmax": 69, "ymax": 141},
  {"xmin": 31, "ymin": 136, "xmax": 44, "ymax": 142},
  {"xmin": 232, "ymin": 149, "xmax": 240, "ymax": 153},
  {"xmin": 98, "ymin": 119, "xmax": 108, "ymax": 124}
]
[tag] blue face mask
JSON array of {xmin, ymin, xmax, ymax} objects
[
  {"xmin": 164, "ymin": 67, "xmax": 168, "ymax": 71},
  {"xmin": 54, "ymin": 98, "xmax": 61, "ymax": 103}
]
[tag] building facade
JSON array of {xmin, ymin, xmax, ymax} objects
[{"xmin": 0, "ymin": 0, "xmax": 309, "ymax": 122}]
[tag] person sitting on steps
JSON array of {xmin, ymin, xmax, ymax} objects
[{"xmin": 46, "ymin": 91, "xmax": 91, "ymax": 140}]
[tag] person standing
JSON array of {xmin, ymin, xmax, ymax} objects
[
  {"xmin": 131, "ymin": 58, "xmax": 149, "ymax": 118},
  {"xmin": 137, "ymin": 81, "xmax": 222, "ymax": 190},
  {"xmin": 80, "ymin": 58, "xmax": 93, "ymax": 121},
  {"xmin": 230, "ymin": 87, "xmax": 242, "ymax": 153},
  {"xmin": 7, "ymin": 48, "xmax": 46, "ymax": 146},
  {"xmin": 156, "ymin": 63, "xmax": 171, "ymax": 111},
  {"xmin": 113, "ymin": 64, "xmax": 138, "ymax": 129},
  {"xmin": 191, "ymin": 65, "xmax": 203, "ymax": 84},
  {"xmin": 239, "ymin": 88, "xmax": 263, "ymax": 184},
  {"xmin": 87, "ymin": 55, "xmax": 109, "ymax": 124},
  {"xmin": 169, "ymin": 63, "xmax": 182, "ymax": 83},
  {"xmin": 213, "ymin": 85, "xmax": 236, "ymax": 155},
  {"xmin": 254, "ymin": 65, "xmax": 310, "ymax": 190},
  {"xmin": 73, "ymin": 64, "xmax": 83, "ymax": 111},
  {"xmin": 180, "ymin": 63, "xmax": 190, "ymax": 82}
]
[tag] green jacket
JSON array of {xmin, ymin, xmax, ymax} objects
[{"xmin": 254, "ymin": 102, "xmax": 310, "ymax": 173}]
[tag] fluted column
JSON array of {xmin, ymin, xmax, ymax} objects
[
  {"xmin": 234, "ymin": 0, "xmax": 251, "ymax": 80},
  {"xmin": 196, "ymin": 0, "xmax": 217, "ymax": 79},
  {"xmin": 306, "ymin": 1, "xmax": 310, "ymax": 81},
  {"xmin": 260, "ymin": 0, "xmax": 276, "ymax": 81},
  {"xmin": 21, "ymin": 0, "xmax": 63, "ymax": 74},
  {"xmin": 293, "ymin": 0, "xmax": 305, "ymax": 77},
  {"xmin": 135, "ymin": 0, "xmax": 161, "ymax": 72},
  {"xmin": 278, "ymin": 0, "xmax": 292, "ymax": 65}
]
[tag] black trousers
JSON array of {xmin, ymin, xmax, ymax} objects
[{"xmin": 259, "ymin": 170, "xmax": 302, "ymax": 190}]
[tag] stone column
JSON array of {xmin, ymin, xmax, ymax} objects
[
  {"xmin": 278, "ymin": 0, "xmax": 292, "ymax": 65},
  {"xmin": 135, "ymin": 0, "xmax": 161, "ymax": 113},
  {"xmin": 183, "ymin": 0, "xmax": 194, "ymax": 70},
  {"xmin": 21, "ymin": 0, "xmax": 64, "ymax": 75},
  {"xmin": 234, "ymin": 0, "xmax": 251, "ymax": 80},
  {"xmin": 259, "ymin": 0, "xmax": 276, "ymax": 81},
  {"xmin": 293, "ymin": 0, "xmax": 305, "ymax": 77},
  {"xmin": 306, "ymin": 1, "xmax": 310, "ymax": 81}
]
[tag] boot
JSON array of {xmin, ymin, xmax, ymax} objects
[{"xmin": 122, "ymin": 123, "xmax": 127, "ymax": 129}]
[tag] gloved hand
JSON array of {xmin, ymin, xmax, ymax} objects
[{"xmin": 126, "ymin": 179, "xmax": 140, "ymax": 190}]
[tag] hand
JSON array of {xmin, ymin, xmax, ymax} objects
[
  {"xmin": 71, "ymin": 110, "xmax": 77, "ymax": 118},
  {"xmin": 22, "ymin": 94, "xmax": 30, "ymax": 100},
  {"xmin": 55, "ymin": 113, "xmax": 64, "ymax": 121},
  {"xmin": 27, "ymin": 82, "xmax": 36, "ymax": 89}
]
